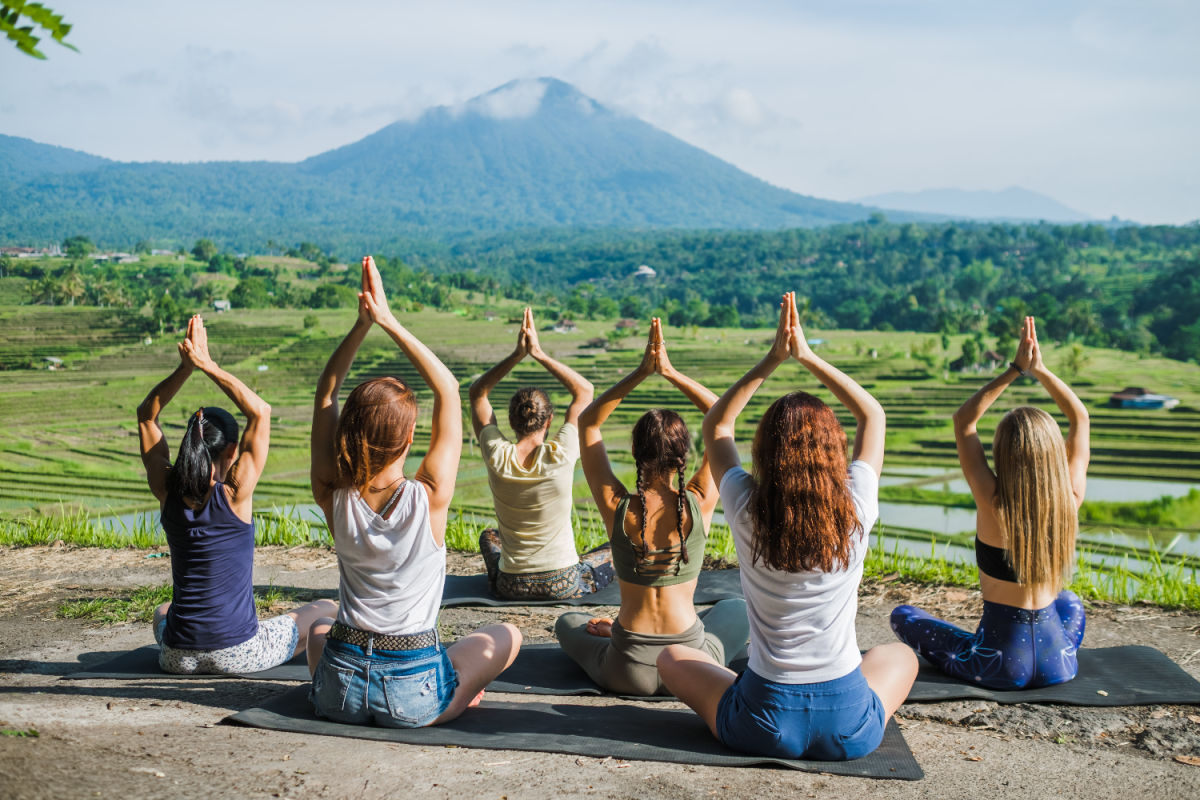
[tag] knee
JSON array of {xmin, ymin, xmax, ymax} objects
[
  {"xmin": 309, "ymin": 616, "xmax": 335, "ymax": 639},
  {"xmin": 656, "ymin": 644, "xmax": 688, "ymax": 672},
  {"xmin": 554, "ymin": 613, "xmax": 582, "ymax": 640},
  {"xmin": 315, "ymin": 598, "xmax": 338, "ymax": 616},
  {"xmin": 500, "ymin": 622, "xmax": 523, "ymax": 652},
  {"xmin": 889, "ymin": 605, "xmax": 916, "ymax": 631}
]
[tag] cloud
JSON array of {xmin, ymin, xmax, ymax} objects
[{"xmin": 454, "ymin": 79, "xmax": 548, "ymax": 119}]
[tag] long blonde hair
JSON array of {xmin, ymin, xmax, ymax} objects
[{"xmin": 991, "ymin": 406, "xmax": 1077, "ymax": 589}]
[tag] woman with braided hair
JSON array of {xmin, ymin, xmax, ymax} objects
[
  {"xmin": 137, "ymin": 315, "xmax": 335, "ymax": 675},
  {"xmin": 554, "ymin": 318, "xmax": 749, "ymax": 696}
]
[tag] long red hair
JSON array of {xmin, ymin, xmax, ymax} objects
[
  {"xmin": 749, "ymin": 391, "xmax": 859, "ymax": 572},
  {"xmin": 334, "ymin": 377, "xmax": 417, "ymax": 496}
]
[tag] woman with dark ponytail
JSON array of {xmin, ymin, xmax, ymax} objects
[
  {"xmin": 554, "ymin": 318, "xmax": 749, "ymax": 696},
  {"xmin": 137, "ymin": 315, "xmax": 335, "ymax": 675},
  {"xmin": 469, "ymin": 307, "xmax": 613, "ymax": 600}
]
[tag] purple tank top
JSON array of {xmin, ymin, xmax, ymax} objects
[{"xmin": 160, "ymin": 482, "xmax": 258, "ymax": 650}]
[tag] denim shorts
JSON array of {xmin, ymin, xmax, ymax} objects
[
  {"xmin": 309, "ymin": 638, "xmax": 459, "ymax": 728},
  {"xmin": 716, "ymin": 665, "xmax": 886, "ymax": 761}
]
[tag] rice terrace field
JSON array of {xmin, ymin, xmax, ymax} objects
[{"xmin": 3, "ymin": 285, "xmax": 1200, "ymax": 608}]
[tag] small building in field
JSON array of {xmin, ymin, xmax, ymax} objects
[
  {"xmin": 553, "ymin": 319, "xmax": 578, "ymax": 334},
  {"xmin": 1109, "ymin": 387, "xmax": 1180, "ymax": 410},
  {"xmin": 213, "ymin": 300, "xmax": 232, "ymax": 312}
]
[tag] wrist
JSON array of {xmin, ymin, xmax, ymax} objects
[{"xmin": 1009, "ymin": 361, "xmax": 1029, "ymax": 377}]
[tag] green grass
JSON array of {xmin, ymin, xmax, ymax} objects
[
  {"xmin": 57, "ymin": 583, "xmax": 314, "ymax": 624},
  {"xmin": 0, "ymin": 729, "xmax": 39, "ymax": 738}
]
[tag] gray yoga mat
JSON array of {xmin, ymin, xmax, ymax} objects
[
  {"xmin": 63, "ymin": 643, "xmax": 1200, "ymax": 709},
  {"xmin": 489, "ymin": 643, "xmax": 1200, "ymax": 707},
  {"xmin": 440, "ymin": 568, "xmax": 744, "ymax": 607},
  {"xmin": 225, "ymin": 684, "xmax": 923, "ymax": 780}
]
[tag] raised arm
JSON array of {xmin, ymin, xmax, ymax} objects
[
  {"xmin": 951, "ymin": 320, "xmax": 1032, "ymax": 505},
  {"xmin": 136, "ymin": 319, "xmax": 197, "ymax": 504},
  {"xmin": 653, "ymin": 319, "xmax": 720, "ymax": 517},
  {"xmin": 362, "ymin": 257, "xmax": 461, "ymax": 537},
  {"xmin": 786, "ymin": 298, "xmax": 885, "ymax": 477},
  {"xmin": 578, "ymin": 322, "xmax": 657, "ymax": 530},
  {"xmin": 703, "ymin": 295, "xmax": 794, "ymax": 488},
  {"xmin": 1026, "ymin": 317, "xmax": 1090, "ymax": 506},
  {"xmin": 468, "ymin": 312, "xmax": 526, "ymax": 438},
  {"xmin": 181, "ymin": 316, "xmax": 271, "ymax": 514},
  {"xmin": 311, "ymin": 260, "xmax": 372, "ymax": 517},
  {"xmin": 525, "ymin": 308, "xmax": 594, "ymax": 427}
]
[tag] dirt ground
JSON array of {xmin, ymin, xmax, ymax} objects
[{"xmin": 1, "ymin": 544, "xmax": 1199, "ymax": 799}]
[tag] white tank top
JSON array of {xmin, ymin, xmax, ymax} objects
[{"xmin": 331, "ymin": 481, "xmax": 444, "ymax": 635}]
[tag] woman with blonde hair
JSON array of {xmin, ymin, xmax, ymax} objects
[
  {"xmin": 306, "ymin": 257, "xmax": 521, "ymax": 728},
  {"xmin": 657, "ymin": 293, "xmax": 917, "ymax": 761},
  {"xmin": 890, "ymin": 316, "xmax": 1090, "ymax": 689}
]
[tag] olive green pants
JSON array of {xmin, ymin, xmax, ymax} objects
[{"xmin": 554, "ymin": 598, "xmax": 749, "ymax": 697}]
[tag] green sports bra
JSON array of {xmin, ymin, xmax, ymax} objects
[{"xmin": 610, "ymin": 491, "xmax": 708, "ymax": 587}]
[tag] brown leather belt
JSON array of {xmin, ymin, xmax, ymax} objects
[{"xmin": 328, "ymin": 621, "xmax": 438, "ymax": 652}]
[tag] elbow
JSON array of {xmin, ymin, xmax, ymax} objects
[
  {"xmin": 467, "ymin": 379, "xmax": 483, "ymax": 401},
  {"xmin": 136, "ymin": 402, "xmax": 153, "ymax": 423}
]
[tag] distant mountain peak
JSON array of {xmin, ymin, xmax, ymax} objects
[
  {"xmin": 444, "ymin": 77, "xmax": 602, "ymax": 121},
  {"xmin": 855, "ymin": 186, "xmax": 1091, "ymax": 223}
]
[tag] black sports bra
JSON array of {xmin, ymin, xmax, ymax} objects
[{"xmin": 975, "ymin": 537, "xmax": 1019, "ymax": 583}]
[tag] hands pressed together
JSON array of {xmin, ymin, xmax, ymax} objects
[
  {"xmin": 178, "ymin": 315, "xmax": 216, "ymax": 372},
  {"xmin": 637, "ymin": 317, "xmax": 677, "ymax": 378},
  {"xmin": 357, "ymin": 256, "xmax": 399, "ymax": 330},
  {"xmin": 1011, "ymin": 315, "xmax": 1045, "ymax": 377},
  {"xmin": 769, "ymin": 291, "xmax": 814, "ymax": 364},
  {"xmin": 516, "ymin": 307, "xmax": 545, "ymax": 360}
]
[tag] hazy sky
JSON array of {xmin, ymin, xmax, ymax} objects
[{"xmin": 3, "ymin": 1, "xmax": 1197, "ymax": 223}]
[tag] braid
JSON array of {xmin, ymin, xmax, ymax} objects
[
  {"xmin": 634, "ymin": 463, "xmax": 648, "ymax": 561},
  {"xmin": 676, "ymin": 464, "xmax": 688, "ymax": 570}
]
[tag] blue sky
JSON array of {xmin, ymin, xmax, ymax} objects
[{"xmin": 2, "ymin": 0, "xmax": 1197, "ymax": 223}]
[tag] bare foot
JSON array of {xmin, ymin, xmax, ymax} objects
[
  {"xmin": 586, "ymin": 617, "xmax": 614, "ymax": 637},
  {"xmin": 468, "ymin": 690, "xmax": 485, "ymax": 708}
]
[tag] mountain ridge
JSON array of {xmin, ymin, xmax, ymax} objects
[
  {"xmin": 1, "ymin": 78, "xmax": 924, "ymax": 250},
  {"xmin": 855, "ymin": 186, "xmax": 1091, "ymax": 223}
]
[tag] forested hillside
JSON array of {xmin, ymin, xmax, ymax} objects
[{"xmin": 4, "ymin": 220, "xmax": 1198, "ymax": 364}]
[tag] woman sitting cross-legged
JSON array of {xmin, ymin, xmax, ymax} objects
[
  {"xmin": 307, "ymin": 256, "xmax": 521, "ymax": 728},
  {"xmin": 890, "ymin": 316, "xmax": 1089, "ymax": 689},
  {"xmin": 554, "ymin": 318, "xmax": 750, "ymax": 697},
  {"xmin": 468, "ymin": 307, "xmax": 614, "ymax": 600},
  {"xmin": 657, "ymin": 292, "xmax": 917, "ymax": 761},
  {"xmin": 138, "ymin": 315, "xmax": 336, "ymax": 675}
]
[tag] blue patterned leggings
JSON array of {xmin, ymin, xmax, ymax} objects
[{"xmin": 890, "ymin": 591, "xmax": 1086, "ymax": 690}]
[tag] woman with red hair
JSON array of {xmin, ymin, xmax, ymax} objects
[
  {"xmin": 305, "ymin": 257, "xmax": 521, "ymax": 728},
  {"xmin": 658, "ymin": 292, "xmax": 917, "ymax": 761}
]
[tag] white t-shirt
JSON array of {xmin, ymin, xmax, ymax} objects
[
  {"xmin": 331, "ymin": 481, "xmax": 444, "ymax": 635},
  {"xmin": 479, "ymin": 422, "xmax": 581, "ymax": 573},
  {"xmin": 720, "ymin": 460, "xmax": 879, "ymax": 684}
]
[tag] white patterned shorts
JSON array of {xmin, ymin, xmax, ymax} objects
[{"xmin": 154, "ymin": 615, "xmax": 299, "ymax": 675}]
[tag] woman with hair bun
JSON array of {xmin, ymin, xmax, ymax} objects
[
  {"xmin": 137, "ymin": 315, "xmax": 335, "ymax": 675},
  {"xmin": 658, "ymin": 292, "xmax": 917, "ymax": 761},
  {"xmin": 554, "ymin": 318, "xmax": 749, "ymax": 696},
  {"xmin": 306, "ymin": 257, "xmax": 520, "ymax": 728},
  {"xmin": 468, "ymin": 307, "xmax": 613, "ymax": 600},
  {"xmin": 890, "ymin": 316, "xmax": 1090, "ymax": 689}
]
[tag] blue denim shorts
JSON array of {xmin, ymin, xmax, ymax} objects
[
  {"xmin": 716, "ymin": 665, "xmax": 886, "ymax": 761},
  {"xmin": 309, "ymin": 638, "xmax": 459, "ymax": 728}
]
